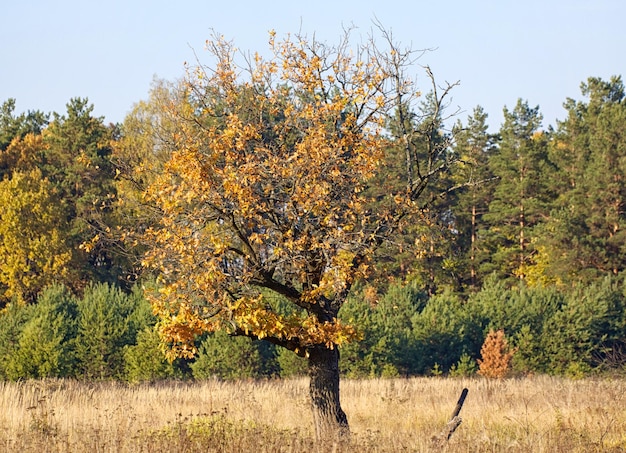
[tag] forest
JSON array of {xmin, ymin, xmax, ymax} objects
[{"xmin": 1, "ymin": 35, "xmax": 626, "ymax": 384}]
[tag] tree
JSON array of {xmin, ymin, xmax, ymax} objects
[
  {"xmin": 134, "ymin": 28, "xmax": 458, "ymax": 438},
  {"xmin": 0, "ymin": 132, "xmax": 48, "ymax": 177},
  {"xmin": 108, "ymin": 79, "xmax": 188, "ymax": 283},
  {"xmin": 540, "ymin": 76, "xmax": 626, "ymax": 283},
  {"xmin": 124, "ymin": 326, "xmax": 181, "ymax": 382},
  {"xmin": 368, "ymin": 91, "xmax": 460, "ymax": 294},
  {"xmin": 8, "ymin": 284, "xmax": 78, "ymax": 379},
  {"xmin": 339, "ymin": 280, "xmax": 427, "ymax": 377},
  {"xmin": 74, "ymin": 283, "xmax": 142, "ymax": 379},
  {"xmin": 0, "ymin": 98, "xmax": 48, "ymax": 155},
  {"xmin": 191, "ymin": 330, "xmax": 268, "ymax": 379},
  {"xmin": 0, "ymin": 99, "xmax": 130, "ymax": 302},
  {"xmin": 477, "ymin": 329, "xmax": 515, "ymax": 378},
  {"xmin": 0, "ymin": 170, "xmax": 73, "ymax": 305},
  {"xmin": 0, "ymin": 301, "xmax": 34, "ymax": 379},
  {"xmin": 484, "ymin": 100, "xmax": 553, "ymax": 281},
  {"xmin": 541, "ymin": 276, "xmax": 626, "ymax": 375},
  {"xmin": 452, "ymin": 106, "xmax": 498, "ymax": 290},
  {"xmin": 43, "ymin": 98, "xmax": 122, "ymax": 289}
]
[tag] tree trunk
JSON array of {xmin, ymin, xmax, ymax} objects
[
  {"xmin": 470, "ymin": 203, "xmax": 476, "ymax": 288},
  {"xmin": 519, "ymin": 202, "xmax": 525, "ymax": 279},
  {"xmin": 308, "ymin": 345, "xmax": 349, "ymax": 440}
]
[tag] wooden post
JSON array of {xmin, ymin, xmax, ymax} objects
[
  {"xmin": 431, "ymin": 388, "xmax": 468, "ymax": 448},
  {"xmin": 451, "ymin": 388, "xmax": 468, "ymax": 419}
]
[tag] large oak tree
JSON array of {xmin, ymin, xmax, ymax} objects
[{"xmin": 135, "ymin": 28, "xmax": 457, "ymax": 438}]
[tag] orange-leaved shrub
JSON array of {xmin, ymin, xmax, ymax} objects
[{"xmin": 478, "ymin": 329, "xmax": 516, "ymax": 378}]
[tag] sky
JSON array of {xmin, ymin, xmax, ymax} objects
[{"xmin": 2, "ymin": 0, "xmax": 625, "ymax": 132}]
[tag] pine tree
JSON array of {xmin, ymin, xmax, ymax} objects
[
  {"xmin": 484, "ymin": 100, "xmax": 554, "ymax": 281},
  {"xmin": 74, "ymin": 283, "xmax": 139, "ymax": 379},
  {"xmin": 8, "ymin": 285, "xmax": 78, "ymax": 379},
  {"xmin": 372, "ymin": 93, "xmax": 459, "ymax": 294},
  {"xmin": 452, "ymin": 106, "xmax": 498, "ymax": 290},
  {"xmin": 540, "ymin": 76, "xmax": 626, "ymax": 282},
  {"xmin": 43, "ymin": 98, "xmax": 122, "ymax": 289}
]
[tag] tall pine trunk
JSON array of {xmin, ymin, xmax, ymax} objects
[
  {"xmin": 470, "ymin": 203, "xmax": 477, "ymax": 288},
  {"xmin": 308, "ymin": 345, "xmax": 349, "ymax": 440}
]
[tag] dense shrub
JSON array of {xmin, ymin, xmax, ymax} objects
[
  {"xmin": 124, "ymin": 327, "xmax": 180, "ymax": 382},
  {"xmin": 276, "ymin": 346, "xmax": 308, "ymax": 377},
  {"xmin": 541, "ymin": 276, "xmax": 626, "ymax": 376},
  {"xmin": 0, "ymin": 301, "xmax": 34, "ymax": 379},
  {"xmin": 7, "ymin": 285, "xmax": 77, "ymax": 379},
  {"xmin": 410, "ymin": 289, "xmax": 483, "ymax": 374},
  {"xmin": 74, "ymin": 283, "xmax": 144, "ymax": 379},
  {"xmin": 339, "ymin": 275, "xmax": 626, "ymax": 378},
  {"xmin": 191, "ymin": 331, "xmax": 271, "ymax": 380},
  {"xmin": 1, "ymin": 274, "xmax": 625, "ymax": 381},
  {"xmin": 339, "ymin": 280, "xmax": 426, "ymax": 377},
  {"xmin": 464, "ymin": 277, "xmax": 562, "ymax": 373}
]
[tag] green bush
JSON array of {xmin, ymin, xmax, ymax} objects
[
  {"xmin": 0, "ymin": 301, "xmax": 34, "ymax": 379},
  {"xmin": 8, "ymin": 284, "xmax": 78, "ymax": 379},
  {"xmin": 75, "ymin": 283, "xmax": 142, "ymax": 379},
  {"xmin": 339, "ymin": 280, "xmax": 426, "ymax": 377},
  {"xmin": 410, "ymin": 290, "xmax": 483, "ymax": 374},
  {"xmin": 466, "ymin": 277, "xmax": 564, "ymax": 374},
  {"xmin": 124, "ymin": 327, "xmax": 180, "ymax": 382},
  {"xmin": 541, "ymin": 276, "xmax": 626, "ymax": 374},
  {"xmin": 449, "ymin": 353, "xmax": 478, "ymax": 377},
  {"xmin": 191, "ymin": 331, "xmax": 268, "ymax": 380},
  {"xmin": 276, "ymin": 346, "xmax": 308, "ymax": 377},
  {"xmin": 1, "ymin": 273, "xmax": 624, "ymax": 382}
]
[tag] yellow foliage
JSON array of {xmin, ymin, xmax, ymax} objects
[
  {"xmin": 135, "ymin": 30, "xmax": 423, "ymax": 359},
  {"xmin": 514, "ymin": 245, "xmax": 562, "ymax": 288},
  {"xmin": 0, "ymin": 133, "xmax": 47, "ymax": 172},
  {"xmin": 0, "ymin": 170, "xmax": 72, "ymax": 304}
]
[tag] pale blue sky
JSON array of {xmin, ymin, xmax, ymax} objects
[{"xmin": 2, "ymin": 0, "xmax": 624, "ymax": 131}]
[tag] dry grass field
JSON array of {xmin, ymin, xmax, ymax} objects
[{"xmin": 0, "ymin": 376, "xmax": 625, "ymax": 452}]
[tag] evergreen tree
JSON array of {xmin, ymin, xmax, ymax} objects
[
  {"xmin": 540, "ymin": 76, "xmax": 626, "ymax": 282},
  {"xmin": 407, "ymin": 93, "xmax": 461, "ymax": 294},
  {"xmin": 484, "ymin": 100, "xmax": 554, "ymax": 281},
  {"xmin": 410, "ymin": 289, "xmax": 483, "ymax": 374},
  {"xmin": 191, "ymin": 331, "xmax": 270, "ymax": 380},
  {"xmin": 541, "ymin": 276, "xmax": 626, "ymax": 375},
  {"xmin": 75, "ymin": 283, "xmax": 140, "ymax": 379},
  {"xmin": 124, "ymin": 326, "xmax": 180, "ymax": 382},
  {"xmin": 371, "ymin": 92, "xmax": 459, "ymax": 294},
  {"xmin": 0, "ymin": 302, "xmax": 34, "ymax": 379},
  {"xmin": 452, "ymin": 106, "xmax": 498, "ymax": 290},
  {"xmin": 339, "ymin": 280, "xmax": 427, "ymax": 377},
  {"xmin": 0, "ymin": 98, "xmax": 48, "ymax": 154},
  {"xmin": 43, "ymin": 98, "xmax": 122, "ymax": 289},
  {"xmin": 8, "ymin": 285, "xmax": 78, "ymax": 379}
]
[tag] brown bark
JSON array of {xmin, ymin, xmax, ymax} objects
[
  {"xmin": 470, "ymin": 203, "xmax": 476, "ymax": 287},
  {"xmin": 519, "ymin": 203, "xmax": 525, "ymax": 279},
  {"xmin": 308, "ymin": 345, "xmax": 349, "ymax": 440}
]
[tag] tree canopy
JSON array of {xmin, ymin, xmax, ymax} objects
[{"xmin": 132, "ymin": 29, "xmax": 458, "ymax": 437}]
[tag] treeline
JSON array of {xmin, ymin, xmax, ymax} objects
[
  {"xmin": 1, "ymin": 275, "xmax": 625, "ymax": 381},
  {"xmin": 1, "ymin": 74, "xmax": 626, "ymax": 380}
]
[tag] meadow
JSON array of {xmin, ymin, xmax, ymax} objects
[{"xmin": 0, "ymin": 376, "xmax": 624, "ymax": 452}]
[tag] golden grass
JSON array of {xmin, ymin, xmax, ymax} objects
[{"xmin": 1, "ymin": 376, "xmax": 625, "ymax": 452}]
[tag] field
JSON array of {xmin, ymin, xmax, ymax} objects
[{"xmin": 0, "ymin": 376, "xmax": 625, "ymax": 452}]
